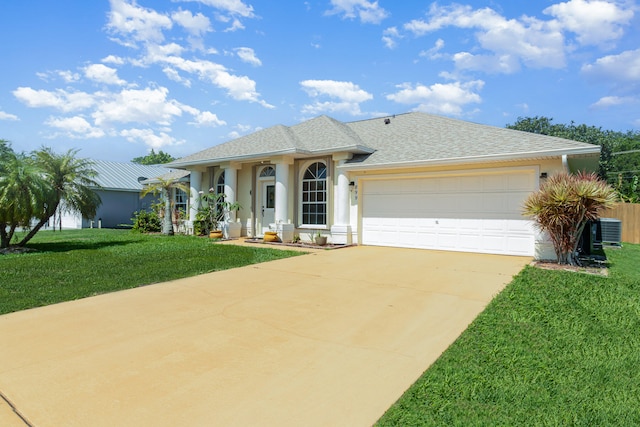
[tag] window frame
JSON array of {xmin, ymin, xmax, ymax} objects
[{"xmin": 299, "ymin": 160, "xmax": 328, "ymax": 228}]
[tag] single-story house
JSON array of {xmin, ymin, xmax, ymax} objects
[
  {"xmin": 169, "ymin": 112, "xmax": 600, "ymax": 259},
  {"xmin": 57, "ymin": 161, "xmax": 180, "ymax": 229}
]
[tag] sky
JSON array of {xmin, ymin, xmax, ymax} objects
[{"xmin": 1, "ymin": 0, "xmax": 639, "ymax": 162}]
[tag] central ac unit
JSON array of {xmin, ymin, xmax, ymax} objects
[{"xmin": 598, "ymin": 218, "xmax": 622, "ymax": 246}]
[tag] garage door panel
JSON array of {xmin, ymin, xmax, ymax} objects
[{"xmin": 362, "ymin": 170, "xmax": 536, "ymax": 256}]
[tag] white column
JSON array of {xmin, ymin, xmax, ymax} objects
[
  {"xmin": 331, "ymin": 155, "xmax": 353, "ymax": 244},
  {"xmin": 188, "ymin": 170, "xmax": 202, "ymax": 233},
  {"xmin": 274, "ymin": 161, "xmax": 289, "ymax": 224},
  {"xmin": 223, "ymin": 166, "xmax": 238, "ymax": 221}
]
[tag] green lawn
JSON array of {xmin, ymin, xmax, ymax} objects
[
  {"xmin": 0, "ymin": 229, "xmax": 303, "ymax": 315},
  {"xmin": 377, "ymin": 243, "xmax": 640, "ymax": 426}
]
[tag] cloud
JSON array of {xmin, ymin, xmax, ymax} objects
[
  {"xmin": 0, "ymin": 111, "xmax": 19, "ymax": 121},
  {"xmin": 106, "ymin": 0, "xmax": 173, "ymax": 46},
  {"xmin": 84, "ymin": 64, "xmax": 127, "ymax": 86},
  {"xmin": 581, "ymin": 48, "xmax": 640, "ymax": 85},
  {"xmin": 543, "ymin": 0, "xmax": 634, "ymax": 46},
  {"xmin": 404, "ymin": 4, "xmax": 566, "ymax": 72},
  {"xmin": 45, "ymin": 116, "xmax": 106, "ymax": 139},
  {"xmin": 590, "ymin": 95, "xmax": 638, "ymax": 109},
  {"xmin": 300, "ymin": 80, "xmax": 373, "ymax": 116},
  {"xmin": 13, "ymin": 87, "xmax": 96, "ymax": 113},
  {"xmin": 92, "ymin": 87, "xmax": 183, "ymax": 127},
  {"xmin": 326, "ymin": 0, "xmax": 389, "ymax": 24},
  {"xmin": 382, "ymin": 27, "xmax": 401, "ymax": 49},
  {"xmin": 177, "ymin": 0, "xmax": 255, "ymax": 18},
  {"xmin": 235, "ymin": 47, "xmax": 262, "ymax": 66},
  {"xmin": 386, "ymin": 80, "xmax": 484, "ymax": 116},
  {"xmin": 419, "ymin": 38, "xmax": 445, "ymax": 59},
  {"xmin": 171, "ymin": 9, "xmax": 212, "ymax": 36},
  {"xmin": 189, "ymin": 111, "xmax": 226, "ymax": 127},
  {"xmin": 120, "ymin": 128, "xmax": 182, "ymax": 149}
]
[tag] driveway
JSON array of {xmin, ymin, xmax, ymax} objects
[{"xmin": 0, "ymin": 246, "xmax": 529, "ymax": 427}]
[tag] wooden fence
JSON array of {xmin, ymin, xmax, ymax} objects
[{"xmin": 601, "ymin": 203, "xmax": 640, "ymax": 244}]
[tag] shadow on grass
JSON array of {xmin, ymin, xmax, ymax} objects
[{"xmin": 24, "ymin": 239, "xmax": 139, "ymax": 253}]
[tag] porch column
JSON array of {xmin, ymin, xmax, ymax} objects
[
  {"xmin": 273, "ymin": 158, "xmax": 294, "ymax": 242},
  {"xmin": 331, "ymin": 154, "xmax": 353, "ymax": 244},
  {"xmin": 188, "ymin": 170, "xmax": 202, "ymax": 234},
  {"xmin": 222, "ymin": 165, "xmax": 238, "ymax": 221}
]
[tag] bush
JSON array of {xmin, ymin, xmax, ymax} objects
[{"xmin": 131, "ymin": 210, "xmax": 161, "ymax": 233}]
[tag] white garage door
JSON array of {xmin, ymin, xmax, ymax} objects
[{"xmin": 361, "ymin": 169, "xmax": 536, "ymax": 256}]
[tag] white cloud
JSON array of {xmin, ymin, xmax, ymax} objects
[
  {"xmin": 581, "ymin": 48, "xmax": 640, "ymax": 84},
  {"xmin": 591, "ymin": 95, "xmax": 638, "ymax": 109},
  {"xmin": 45, "ymin": 116, "xmax": 105, "ymax": 139},
  {"xmin": 120, "ymin": 128, "xmax": 182, "ymax": 149},
  {"xmin": 419, "ymin": 38, "xmax": 445, "ymax": 59},
  {"xmin": 300, "ymin": 80, "xmax": 373, "ymax": 116},
  {"xmin": 177, "ymin": 0, "xmax": 255, "ymax": 18},
  {"xmin": 326, "ymin": 0, "xmax": 389, "ymax": 24},
  {"xmin": 235, "ymin": 47, "xmax": 262, "ymax": 66},
  {"xmin": 13, "ymin": 87, "xmax": 96, "ymax": 113},
  {"xmin": 403, "ymin": 3, "xmax": 567, "ymax": 72},
  {"xmin": 386, "ymin": 80, "xmax": 484, "ymax": 116},
  {"xmin": 163, "ymin": 67, "xmax": 192, "ymax": 87},
  {"xmin": 106, "ymin": 0, "xmax": 173, "ymax": 46},
  {"xmin": 92, "ymin": 87, "xmax": 183, "ymax": 127},
  {"xmin": 171, "ymin": 9, "xmax": 212, "ymax": 36},
  {"xmin": 0, "ymin": 111, "xmax": 19, "ymax": 121},
  {"xmin": 102, "ymin": 55, "xmax": 126, "ymax": 65},
  {"xmin": 189, "ymin": 111, "xmax": 226, "ymax": 127},
  {"xmin": 84, "ymin": 64, "xmax": 127, "ymax": 86},
  {"xmin": 382, "ymin": 26, "xmax": 401, "ymax": 49},
  {"xmin": 544, "ymin": 0, "xmax": 634, "ymax": 46}
]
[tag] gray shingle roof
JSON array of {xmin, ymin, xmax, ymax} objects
[
  {"xmin": 90, "ymin": 161, "xmax": 174, "ymax": 191},
  {"xmin": 170, "ymin": 112, "xmax": 600, "ymax": 169}
]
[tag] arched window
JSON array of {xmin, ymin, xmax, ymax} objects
[
  {"xmin": 259, "ymin": 166, "xmax": 275, "ymax": 178},
  {"xmin": 301, "ymin": 162, "xmax": 327, "ymax": 225},
  {"xmin": 216, "ymin": 171, "xmax": 225, "ymax": 195}
]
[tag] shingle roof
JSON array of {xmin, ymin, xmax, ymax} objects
[
  {"xmin": 90, "ymin": 161, "xmax": 174, "ymax": 191},
  {"xmin": 169, "ymin": 112, "xmax": 600, "ymax": 169}
]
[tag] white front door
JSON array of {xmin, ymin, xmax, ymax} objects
[{"xmin": 260, "ymin": 181, "xmax": 275, "ymax": 235}]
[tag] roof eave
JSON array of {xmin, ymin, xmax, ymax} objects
[{"xmin": 340, "ymin": 146, "xmax": 601, "ymax": 171}]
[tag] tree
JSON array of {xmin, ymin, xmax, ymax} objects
[
  {"xmin": 140, "ymin": 177, "xmax": 190, "ymax": 235},
  {"xmin": 507, "ymin": 116, "xmax": 640, "ymax": 202},
  {"xmin": 523, "ymin": 172, "xmax": 618, "ymax": 265},
  {"xmin": 132, "ymin": 149, "xmax": 175, "ymax": 165},
  {"xmin": 16, "ymin": 148, "xmax": 102, "ymax": 247},
  {"xmin": 0, "ymin": 142, "xmax": 49, "ymax": 248}
]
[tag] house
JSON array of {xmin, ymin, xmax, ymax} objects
[
  {"xmin": 169, "ymin": 112, "xmax": 600, "ymax": 259},
  {"xmin": 57, "ymin": 161, "xmax": 179, "ymax": 229}
]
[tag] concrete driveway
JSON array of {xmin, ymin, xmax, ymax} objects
[{"xmin": 0, "ymin": 246, "xmax": 529, "ymax": 427}]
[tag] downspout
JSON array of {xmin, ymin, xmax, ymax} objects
[{"xmin": 562, "ymin": 154, "xmax": 569, "ymax": 173}]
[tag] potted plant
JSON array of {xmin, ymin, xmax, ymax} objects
[
  {"xmin": 196, "ymin": 189, "xmax": 241, "ymax": 239},
  {"xmin": 314, "ymin": 230, "xmax": 327, "ymax": 246}
]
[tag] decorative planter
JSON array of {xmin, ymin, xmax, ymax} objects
[
  {"xmin": 315, "ymin": 236, "xmax": 327, "ymax": 246},
  {"xmin": 209, "ymin": 230, "xmax": 223, "ymax": 239},
  {"xmin": 263, "ymin": 231, "xmax": 280, "ymax": 242}
]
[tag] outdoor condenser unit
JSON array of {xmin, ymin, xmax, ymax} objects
[{"xmin": 598, "ymin": 218, "xmax": 622, "ymax": 246}]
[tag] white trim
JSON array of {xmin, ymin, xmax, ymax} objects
[{"xmin": 298, "ymin": 159, "xmax": 329, "ymax": 228}]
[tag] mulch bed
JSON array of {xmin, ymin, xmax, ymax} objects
[{"xmin": 530, "ymin": 260, "xmax": 608, "ymax": 276}]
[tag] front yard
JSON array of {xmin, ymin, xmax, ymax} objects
[
  {"xmin": 378, "ymin": 243, "xmax": 640, "ymax": 426},
  {"xmin": 0, "ymin": 229, "xmax": 302, "ymax": 315}
]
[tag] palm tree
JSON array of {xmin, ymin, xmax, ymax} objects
[
  {"xmin": 16, "ymin": 148, "xmax": 102, "ymax": 247},
  {"xmin": 140, "ymin": 177, "xmax": 190, "ymax": 235},
  {"xmin": 0, "ymin": 145, "xmax": 49, "ymax": 248},
  {"xmin": 523, "ymin": 172, "xmax": 618, "ymax": 265}
]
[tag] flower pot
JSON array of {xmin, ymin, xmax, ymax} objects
[
  {"xmin": 315, "ymin": 236, "xmax": 327, "ymax": 246},
  {"xmin": 209, "ymin": 230, "xmax": 223, "ymax": 239},
  {"xmin": 263, "ymin": 231, "xmax": 280, "ymax": 242}
]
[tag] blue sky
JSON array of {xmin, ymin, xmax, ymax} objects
[{"xmin": 1, "ymin": 0, "xmax": 638, "ymax": 162}]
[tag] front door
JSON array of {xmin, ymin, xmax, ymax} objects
[{"xmin": 260, "ymin": 181, "xmax": 275, "ymax": 235}]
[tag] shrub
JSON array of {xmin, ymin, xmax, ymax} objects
[{"xmin": 131, "ymin": 210, "xmax": 161, "ymax": 233}]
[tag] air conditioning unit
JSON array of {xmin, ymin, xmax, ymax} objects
[{"xmin": 598, "ymin": 218, "xmax": 622, "ymax": 246}]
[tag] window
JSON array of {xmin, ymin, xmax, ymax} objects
[
  {"xmin": 175, "ymin": 188, "xmax": 187, "ymax": 214},
  {"xmin": 301, "ymin": 162, "xmax": 327, "ymax": 225},
  {"xmin": 216, "ymin": 171, "xmax": 225, "ymax": 195},
  {"xmin": 260, "ymin": 166, "xmax": 275, "ymax": 178}
]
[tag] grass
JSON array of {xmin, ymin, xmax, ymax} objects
[
  {"xmin": 377, "ymin": 243, "xmax": 640, "ymax": 426},
  {"xmin": 0, "ymin": 229, "xmax": 303, "ymax": 315}
]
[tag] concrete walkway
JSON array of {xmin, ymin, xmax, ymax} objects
[{"xmin": 0, "ymin": 246, "xmax": 529, "ymax": 427}]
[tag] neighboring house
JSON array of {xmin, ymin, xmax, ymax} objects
[
  {"xmin": 57, "ymin": 161, "xmax": 177, "ymax": 229},
  {"xmin": 169, "ymin": 112, "xmax": 600, "ymax": 259}
]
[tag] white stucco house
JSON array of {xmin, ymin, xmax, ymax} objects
[
  {"xmin": 57, "ymin": 161, "xmax": 178, "ymax": 229},
  {"xmin": 169, "ymin": 112, "xmax": 600, "ymax": 259}
]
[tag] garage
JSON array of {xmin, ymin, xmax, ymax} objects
[{"xmin": 361, "ymin": 168, "xmax": 537, "ymax": 256}]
